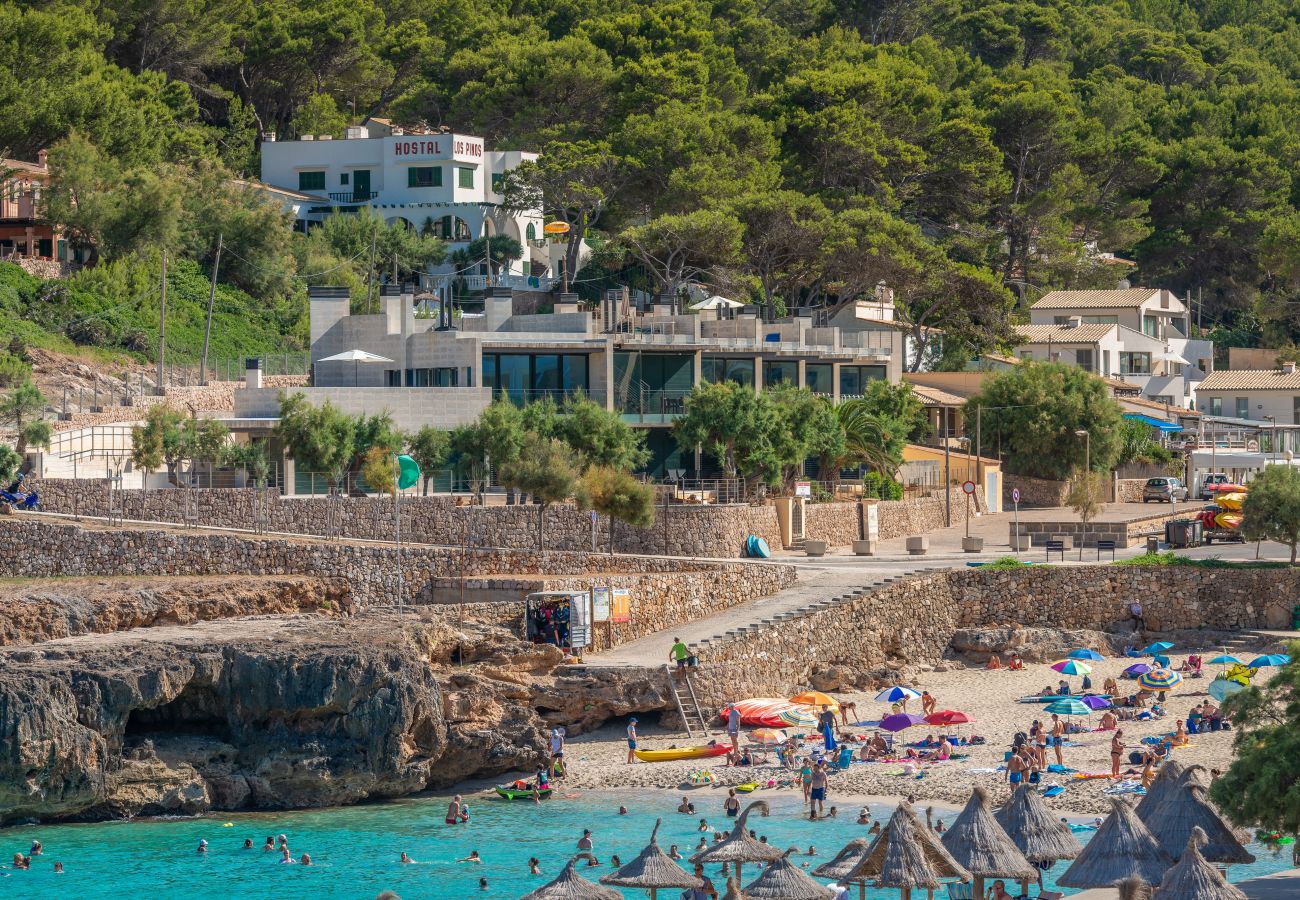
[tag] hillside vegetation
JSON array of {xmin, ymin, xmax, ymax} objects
[{"xmin": 10, "ymin": 0, "xmax": 1300, "ymax": 357}]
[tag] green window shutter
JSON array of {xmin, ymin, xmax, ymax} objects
[
  {"xmin": 526, "ymin": 223, "xmax": 536, "ymax": 240},
  {"xmin": 298, "ymin": 171, "xmax": 325, "ymax": 191},
  {"xmin": 458, "ymin": 167, "xmax": 474, "ymax": 188}
]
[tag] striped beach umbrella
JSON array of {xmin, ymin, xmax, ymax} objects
[
  {"xmin": 1067, "ymin": 648, "xmax": 1105, "ymax": 661},
  {"xmin": 777, "ymin": 708, "xmax": 817, "ymax": 728},
  {"xmin": 1051, "ymin": 660, "xmax": 1093, "ymax": 676},
  {"xmin": 1044, "ymin": 698, "xmax": 1090, "ymax": 717},
  {"xmin": 875, "ymin": 686, "xmax": 921, "ymax": 703},
  {"xmin": 1138, "ymin": 668, "xmax": 1183, "ymax": 691},
  {"xmin": 1207, "ymin": 655, "xmax": 1242, "ymax": 665},
  {"xmin": 1248, "ymin": 654, "xmax": 1291, "ymax": 668}
]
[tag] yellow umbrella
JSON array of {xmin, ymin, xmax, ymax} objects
[
  {"xmin": 751, "ymin": 728, "xmax": 788, "ymax": 744},
  {"xmin": 790, "ymin": 690, "xmax": 839, "ymax": 712}
]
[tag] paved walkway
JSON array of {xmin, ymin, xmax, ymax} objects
[{"xmin": 1070, "ymin": 868, "xmax": 1300, "ymax": 899}]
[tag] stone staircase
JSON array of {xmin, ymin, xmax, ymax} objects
[{"xmin": 691, "ymin": 568, "xmax": 947, "ymax": 656}]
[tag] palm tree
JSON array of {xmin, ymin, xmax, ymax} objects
[{"xmin": 819, "ymin": 397, "xmax": 901, "ymax": 487}]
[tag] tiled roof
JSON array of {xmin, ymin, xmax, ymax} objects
[
  {"xmin": 1102, "ymin": 375, "xmax": 1142, "ymax": 394},
  {"xmin": 1015, "ymin": 324, "xmax": 1116, "ymax": 343},
  {"xmin": 1, "ymin": 157, "xmax": 47, "ymax": 177},
  {"xmin": 1121, "ymin": 396, "xmax": 1200, "ymax": 418},
  {"xmin": 1030, "ymin": 289, "xmax": 1161, "ymax": 310},
  {"xmin": 910, "ymin": 385, "xmax": 966, "ymax": 407},
  {"xmin": 1198, "ymin": 369, "xmax": 1300, "ymax": 391}
]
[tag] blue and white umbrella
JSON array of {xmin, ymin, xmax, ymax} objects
[{"xmin": 874, "ymin": 686, "xmax": 921, "ymax": 703}]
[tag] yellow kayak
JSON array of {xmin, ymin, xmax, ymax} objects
[{"xmin": 635, "ymin": 745, "xmax": 731, "ymax": 763}]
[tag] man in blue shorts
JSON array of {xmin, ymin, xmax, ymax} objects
[{"xmin": 626, "ymin": 717, "xmax": 638, "ymax": 764}]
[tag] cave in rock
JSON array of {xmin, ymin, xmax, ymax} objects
[{"xmin": 125, "ymin": 683, "xmax": 233, "ymax": 742}]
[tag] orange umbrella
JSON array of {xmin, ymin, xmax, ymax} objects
[
  {"xmin": 751, "ymin": 728, "xmax": 788, "ymax": 744},
  {"xmin": 789, "ymin": 690, "xmax": 839, "ymax": 711}
]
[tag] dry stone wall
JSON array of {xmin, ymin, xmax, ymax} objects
[
  {"xmin": 0, "ymin": 519, "xmax": 795, "ymax": 643},
  {"xmin": 689, "ymin": 565, "xmax": 1300, "ymax": 708}
]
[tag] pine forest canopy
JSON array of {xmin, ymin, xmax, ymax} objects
[{"xmin": 13, "ymin": 0, "xmax": 1300, "ymax": 355}]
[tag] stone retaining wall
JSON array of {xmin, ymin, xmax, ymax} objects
[
  {"xmin": 1013, "ymin": 508, "xmax": 1186, "ymax": 548},
  {"xmin": 1003, "ymin": 475, "xmax": 1070, "ymax": 508},
  {"xmin": 0, "ymin": 519, "xmax": 795, "ymax": 648},
  {"xmin": 689, "ymin": 565, "xmax": 1299, "ymax": 708},
  {"xmin": 33, "ymin": 480, "xmax": 985, "ymax": 555}
]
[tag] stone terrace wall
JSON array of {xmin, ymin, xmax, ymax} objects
[
  {"xmin": 689, "ymin": 565, "xmax": 1300, "ymax": 707},
  {"xmin": 1003, "ymin": 475, "xmax": 1070, "ymax": 508},
  {"xmin": 0, "ymin": 519, "xmax": 795, "ymax": 643},
  {"xmin": 33, "ymin": 480, "xmax": 783, "ymax": 559}
]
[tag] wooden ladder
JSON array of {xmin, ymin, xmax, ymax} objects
[{"xmin": 666, "ymin": 664, "xmax": 710, "ymax": 737}]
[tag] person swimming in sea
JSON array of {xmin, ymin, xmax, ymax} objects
[
  {"xmin": 197, "ymin": 840, "xmax": 208, "ymax": 854},
  {"xmin": 400, "ymin": 852, "xmax": 414, "ymax": 864},
  {"xmin": 446, "ymin": 795, "xmax": 464, "ymax": 825},
  {"xmin": 242, "ymin": 839, "xmax": 253, "ymax": 849},
  {"xmin": 668, "ymin": 844, "xmax": 682, "ymax": 860},
  {"xmin": 300, "ymin": 853, "xmax": 312, "ymax": 866},
  {"xmin": 53, "ymin": 862, "xmax": 63, "ymax": 873},
  {"xmin": 528, "ymin": 857, "xmax": 541, "ymax": 874},
  {"xmin": 618, "ymin": 806, "xmax": 628, "ymax": 815},
  {"xmin": 28, "ymin": 841, "xmax": 41, "ymax": 856},
  {"xmin": 263, "ymin": 837, "xmax": 275, "ymax": 851},
  {"xmin": 610, "ymin": 855, "xmax": 621, "ymax": 867},
  {"xmin": 698, "ymin": 818, "xmax": 710, "ymax": 832},
  {"xmin": 478, "ymin": 877, "xmax": 488, "ymax": 891},
  {"xmin": 459, "ymin": 850, "xmax": 482, "ymax": 863}
]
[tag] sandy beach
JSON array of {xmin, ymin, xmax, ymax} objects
[{"xmin": 551, "ymin": 649, "xmax": 1249, "ymax": 818}]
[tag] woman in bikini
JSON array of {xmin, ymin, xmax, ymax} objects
[{"xmin": 1111, "ymin": 730, "xmax": 1125, "ymax": 778}]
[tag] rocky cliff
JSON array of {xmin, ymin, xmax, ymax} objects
[{"xmin": 0, "ymin": 609, "xmax": 673, "ymax": 824}]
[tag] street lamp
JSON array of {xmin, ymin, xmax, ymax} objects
[{"xmin": 1263, "ymin": 415, "xmax": 1276, "ymax": 463}]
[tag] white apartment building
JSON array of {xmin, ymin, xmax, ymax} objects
[
  {"xmin": 258, "ymin": 119, "xmax": 555, "ymax": 287},
  {"xmin": 1021, "ymin": 288, "xmax": 1213, "ymax": 406}
]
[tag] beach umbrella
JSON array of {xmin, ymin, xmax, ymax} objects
[
  {"xmin": 994, "ymin": 784, "xmax": 1083, "ymax": 866},
  {"xmin": 875, "ymin": 686, "xmax": 921, "ymax": 704},
  {"xmin": 1124, "ymin": 663, "xmax": 1153, "ymax": 678},
  {"xmin": 1152, "ymin": 828, "xmax": 1248, "ymax": 900},
  {"xmin": 520, "ymin": 853, "xmax": 623, "ymax": 900},
  {"xmin": 879, "ymin": 713, "xmax": 927, "ymax": 732},
  {"xmin": 1138, "ymin": 668, "xmax": 1182, "ymax": 692},
  {"xmin": 1081, "ymin": 695, "xmax": 1112, "ymax": 710},
  {"xmin": 790, "ymin": 690, "xmax": 839, "ymax": 711},
  {"xmin": 812, "ymin": 838, "xmax": 872, "ymax": 900},
  {"xmin": 600, "ymin": 819, "xmax": 701, "ymax": 899},
  {"xmin": 924, "ymin": 710, "xmax": 974, "ymax": 726},
  {"xmin": 1051, "ymin": 660, "xmax": 1092, "ymax": 676},
  {"xmin": 742, "ymin": 849, "xmax": 836, "ymax": 900},
  {"xmin": 750, "ymin": 728, "xmax": 787, "ymax": 745},
  {"xmin": 1207, "ymin": 654, "xmax": 1242, "ymax": 666},
  {"xmin": 691, "ymin": 801, "xmax": 783, "ymax": 879},
  {"xmin": 1146, "ymin": 783, "xmax": 1255, "ymax": 865},
  {"xmin": 1067, "ymin": 648, "xmax": 1105, "ymax": 661},
  {"xmin": 1058, "ymin": 799, "xmax": 1173, "ymax": 889},
  {"xmin": 1135, "ymin": 761, "xmax": 1188, "ymax": 824},
  {"xmin": 1043, "ymin": 698, "xmax": 1090, "ymax": 717},
  {"xmin": 1248, "ymin": 653, "xmax": 1291, "ymax": 668},
  {"xmin": 1140, "ymin": 642, "xmax": 1175, "ymax": 655},
  {"xmin": 1208, "ymin": 678, "xmax": 1246, "ymax": 702},
  {"xmin": 844, "ymin": 803, "xmax": 971, "ymax": 900},
  {"xmin": 315, "ymin": 348, "xmax": 394, "ymax": 385},
  {"xmin": 940, "ymin": 787, "xmax": 1036, "ymax": 900},
  {"xmin": 778, "ymin": 708, "xmax": 818, "ymax": 728}
]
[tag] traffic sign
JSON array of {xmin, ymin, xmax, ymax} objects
[
  {"xmin": 962, "ymin": 480, "xmax": 976, "ymax": 495},
  {"xmin": 1011, "ymin": 487, "xmax": 1021, "ymax": 504}
]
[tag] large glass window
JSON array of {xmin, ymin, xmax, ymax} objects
[
  {"xmin": 408, "ymin": 166, "xmax": 441, "ymax": 188},
  {"xmin": 1236, "ymin": 397, "xmax": 1249, "ymax": 419},
  {"xmin": 1119, "ymin": 352, "xmax": 1151, "ymax": 375},
  {"xmin": 1210, "ymin": 397, "xmax": 1222, "ymax": 416},
  {"xmin": 1143, "ymin": 316, "xmax": 1160, "ymax": 337},
  {"xmin": 805, "ymin": 364, "xmax": 832, "ymax": 394},
  {"xmin": 764, "ymin": 360, "xmax": 798, "ymax": 386},
  {"xmin": 298, "ymin": 171, "xmax": 325, "ymax": 191},
  {"xmin": 1075, "ymin": 348, "xmax": 1094, "ymax": 371},
  {"xmin": 702, "ymin": 357, "xmax": 755, "ymax": 387},
  {"xmin": 483, "ymin": 353, "xmax": 590, "ymax": 403},
  {"xmin": 839, "ymin": 365, "xmax": 887, "ymax": 397},
  {"xmin": 533, "ymin": 355, "xmax": 561, "ymax": 392},
  {"xmin": 613, "ymin": 352, "xmax": 693, "ymax": 413}
]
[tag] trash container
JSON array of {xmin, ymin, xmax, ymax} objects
[
  {"xmin": 1166, "ymin": 519, "xmax": 1196, "ymax": 548},
  {"xmin": 1293, "ymin": 604, "xmax": 1300, "ymax": 630},
  {"xmin": 1146, "ymin": 536, "xmax": 1160, "ymax": 554}
]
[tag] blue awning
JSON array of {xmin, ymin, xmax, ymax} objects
[{"xmin": 1123, "ymin": 413, "xmax": 1183, "ymax": 433}]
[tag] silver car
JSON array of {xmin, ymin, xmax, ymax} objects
[{"xmin": 1143, "ymin": 477, "xmax": 1188, "ymax": 503}]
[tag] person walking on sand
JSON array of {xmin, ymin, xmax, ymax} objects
[
  {"xmin": 921, "ymin": 691, "xmax": 937, "ymax": 716},
  {"xmin": 819, "ymin": 705, "xmax": 837, "ymax": 752},
  {"xmin": 1111, "ymin": 730, "xmax": 1125, "ymax": 778},
  {"xmin": 549, "ymin": 728, "xmax": 566, "ymax": 778},
  {"xmin": 669, "ymin": 637, "xmax": 689, "ymax": 672},
  {"xmin": 1051, "ymin": 714, "xmax": 1066, "ymax": 766},
  {"xmin": 626, "ymin": 717, "xmax": 639, "ymax": 764},
  {"xmin": 726, "ymin": 704, "xmax": 741, "ymax": 750}
]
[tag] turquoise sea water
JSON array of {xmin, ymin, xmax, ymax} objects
[{"xmin": 0, "ymin": 791, "xmax": 1291, "ymax": 900}]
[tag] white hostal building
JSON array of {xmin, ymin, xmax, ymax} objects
[{"xmin": 258, "ymin": 120, "xmax": 558, "ymax": 287}]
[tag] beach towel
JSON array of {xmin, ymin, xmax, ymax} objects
[
  {"xmin": 1046, "ymin": 764, "xmax": 1078, "ymax": 774},
  {"xmin": 1103, "ymin": 780, "xmax": 1146, "ymax": 796}
]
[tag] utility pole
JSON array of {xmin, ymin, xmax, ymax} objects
[
  {"xmin": 975, "ymin": 404, "xmax": 982, "ymax": 507},
  {"xmin": 200, "ymin": 233, "xmax": 222, "ymax": 385},
  {"xmin": 157, "ymin": 250, "xmax": 167, "ymax": 392},
  {"xmin": 944, "ymin": 438, "xmax": 952, "ymax": 528},
  {"xmin": 366, "ymin": 228, "xmax": 378, "ymax": 313}
]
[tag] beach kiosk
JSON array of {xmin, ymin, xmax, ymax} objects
[{"xmin": 525, "ymin": 590, "xmax": 593, "ymax": 654}]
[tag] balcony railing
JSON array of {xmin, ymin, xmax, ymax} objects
[{"xmin": 326, "ymin": 191, "xmax": 378, "ymax": 203}]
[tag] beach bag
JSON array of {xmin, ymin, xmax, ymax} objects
[{"xmin": 1128, "ymin": 751, "xmax": 1144, "ymax": 765}]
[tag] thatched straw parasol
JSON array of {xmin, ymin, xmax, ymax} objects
[
  {"xmin": 994, "ymin": 783, "xmax": 1083, "ymax": 864},
  {"xmin": 812, "ymin": 838, "xmax": 872, "ymax": 899},
  {"xmin": 1135, "ymin": 760, "xmax": 1188, "ymax": 824},
  {"xmin": 520, "ymin": 853, "xmax": 623, "ymax": 900},
  {"xmin": 1058, "ymin": 798, "xmax": 1173, "ymax": 889},
  {"xmin": 1153, "ymin": 827, "xmax": 1248, "ymax": 900},
  {"xmin": 844, "ymin": 803, "xmax": 971, "ymax": 900},
  {"xmin": 1116, "ymin": 876, "xmax": 1153, "ymax": 900},
  {"xmin": 941, "ymin": 787, "xmax": 1037, "ymax": 899},
  {"xmin": 691, "ymin": 801, "xmax": 784, "ymax": 880},
  {"xmin": 720, "ymin": 874, "xmax": 752, "ymax": 900},
  {"xmin": 1147, "ymin": 783, "xmax": 1255, "ymax": 865},
  {"xmin": 600, "ymin": 819, "xmax": 701, "ymax": 899},
  {"xmin": 742, "ymin": 848, "xmax": 836, "ymax": 900}
]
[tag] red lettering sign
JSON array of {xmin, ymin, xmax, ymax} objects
[
  {"xmin": 393, "ymin": 140, "xmax": 441, "ymax": 156},
  {"xmin": 454, "ymin": 140, "xmax": 483, "ymax": 158}
]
